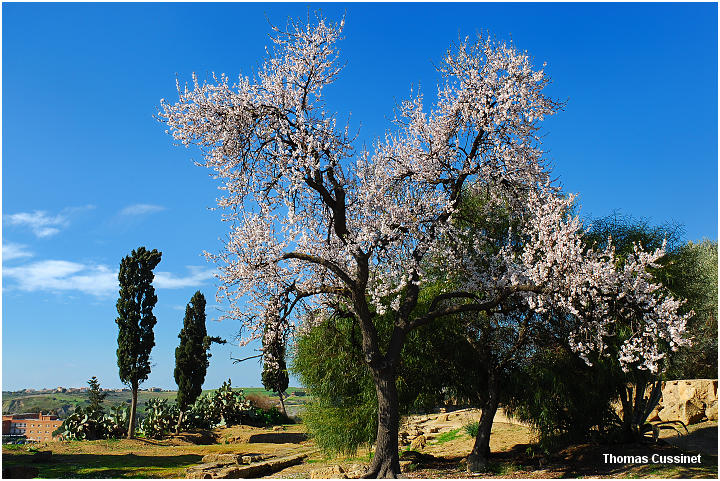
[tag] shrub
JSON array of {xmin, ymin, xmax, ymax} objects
[
  {"xmin": 464, "ymin": 421, "xmax": 479, "ymax": 438},
  {"xmin": 504, "ymin": 346, "xmax": 621, "ymax": 452}
]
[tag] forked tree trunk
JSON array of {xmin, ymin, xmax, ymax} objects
[
  {"xmin": 363, "ymin": 370, "xmax": 401, "ymax": 478},
  {"xmin": 467, "ymin": 383, "xmax": 500, "ymax": 473},
  {"xmin": 127, "ymin": 380, "xmax": 138, "ymax": 439}
]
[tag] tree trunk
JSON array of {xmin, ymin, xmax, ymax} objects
[
  {"xmin": 363, "ymin": 370, "xmax": 401, "ymax": 479},
  {"xmin": 467, "ymin": 384, "xmax": 500, "ymax": 473},
  {"xmin": 127, "ymin": 380, "xmax": 138, "ymax": 439},
  {"xmin": 175, "ymin": 410, "xmax": 184, "ymax": 435},
  {"xmin": 278, "ymin": 393, "xmax": 287, "ymax": 417}
]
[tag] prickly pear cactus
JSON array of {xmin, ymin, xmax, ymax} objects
[
  {"xmin": 140, "ymin": 398, "xmax": 180, "ymax": 439},
  {"xmin": 52, "ymin": 405, "xmax": 114, "ymax": 440}
]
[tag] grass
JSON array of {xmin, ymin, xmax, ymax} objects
[{"xmin": 432, "ymin": 428, "xmax": 463, "ymax": 445}]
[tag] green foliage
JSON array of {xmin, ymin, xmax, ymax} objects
[
  {"xmin": 52, "ymin": 403, "xmax": 128, "ymax": 441},
  {"xmin": 52, "ymin": 378, "xmax": 129, "ymax": 441},
  {"xmin": 109, "ymin": 403, "xmax": 130, "ymax": 437},
  {"xmin": 175, "ymin": 291, "xmax": 225, "ymax": 411},
  {"xmin": 246, "ymin": 406, "xmax": 292, "ymax": 427},
  {"xmin": 292, "ymin": 315, "xmax": 380, "ymax": 455},
  {"xmin": 176, "ymin": 379, "xmax": 256, "ymax": 432},
  {"xmin": 141, "ymin": 398, "xmax": 180, "ymax": 439},
  {"xmin": 464, "ymin": 421, "xmax": 479, "ymax": 438},
  {"xmin": 664, "ymin": 240, "xmax": 718, "ymax": 379},
  {"xmin": 292, "ymin": 295, "xmax": 478, "ymax": 456},
  {"xmin": 87, "ymin": 376, "xmax": 107, "ymax": 411},
  {"xmin": 115, "ymin": 246, "xmax": 161, "ymax": 437},
  {"xmin": 524, "ymin": 214, "xmax": 717, "ymax": 448},
  {"xmin": 503, "ymin": 346, "xmax": 622, "ymax": 452},
  {"xmin": 207, "ymin": 379, "xmax": 252, "ymax": 425},
  {"xmin": 180, "ymin": 393, "xmax": 215, "ymax": 430},
  {"xmin": 116, "ymin": 246, "xmax": 162, "ymax": 387}
]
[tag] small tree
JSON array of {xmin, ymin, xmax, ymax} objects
[
  {"xmin": 174, "ymin": 291, "xmax": 225, "ymax": 432},
  {"xmin": 87, "ymin": 376, "xmax": 107, "ymax": 412},
  {"xmin": 116, "ymin": 246, "xmax": 162, "ymax": 438}
]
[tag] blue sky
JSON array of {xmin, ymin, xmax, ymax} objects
[{"xmin": 2, "ymin": 3, "xmax": 717, "ymax": 391}]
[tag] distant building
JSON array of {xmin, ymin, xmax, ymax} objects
[
  {"xmin": 149, "ymin": 387, "xmax": 162, "ymax": 392},
  {"xmin": 2, "ymin": 413, "xmax": 62, "ymax": 442}
]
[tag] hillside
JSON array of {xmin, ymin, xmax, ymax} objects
[{"xmin": 1, "ymin": 387, "xmax": 309, "ymax": 418}]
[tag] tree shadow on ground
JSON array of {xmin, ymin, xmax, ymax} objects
[
  {"xmin": 248, "ymin": 432, "xmax": 308, "ymax": 444},
  {"xmin": 171, "ymin": 429, "xmax": 220, "ymax": 445},
  {"xmin": 2, "ymin": 452, "xmax": 203, "ymax": 478},
  {"xmin": 398, "ymin": 442, "xmax": 718, "ymax": 478},
  {"xmin": 554, "ymin": 441, "xmax": 718, "ymax": 478},
  {"xmin": 662, "ymin": 424, "xmax": 718, "ymax": 456}
]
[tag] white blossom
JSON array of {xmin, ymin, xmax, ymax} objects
[{"xmin": 160, "ymin": 16, "xmax": 688, "ymax": 375}]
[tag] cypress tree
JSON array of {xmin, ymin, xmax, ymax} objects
[
  {"xmin": 174, "ymin": 291, "xmax": 224, "ymax": 432},
  {"xmin": 115, "ymin": 246, "xmax": 162, "ymax": 438}
]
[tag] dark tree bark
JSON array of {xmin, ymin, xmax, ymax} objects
[
  {"xmin": 363, "ymin": 369, "xmax": 402, "ymax": 478},
  {"xmin": 467, "ymin": 377, "xmax": 500, "ymax": 473}
]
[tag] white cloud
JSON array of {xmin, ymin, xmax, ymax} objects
[
  {"xmin": 4, "ymin": 205, "xmax": 95, "ymax": 238},
  {"xmin": 3, "ymin": 260, "xmax": 214, "ymax": 296},
  {"xmin": 3, "ymin": 260, "xmax": 117, "ymax": 296},
  {"xmin": 119, "ymin": 204, "xmax": 166, "ymax": 216},
  {"xmin": 2, "ymin": 242, "xmax": 33, "ymax": 261},
  {"xmin": 4, "ymin": 211, "xmax": 68, "ymax": 238},
  {"xmin": 154, "ymin": 266, "xmax": 215, "ymax": 289}
]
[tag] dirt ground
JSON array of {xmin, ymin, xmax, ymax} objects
[
  {"xmin": 272, "ymin": 409, "xmax": 718, "ymax": 479},
  {"xmin": 3, "ymin": 412, "xmax": 717, "ymax": 478}
]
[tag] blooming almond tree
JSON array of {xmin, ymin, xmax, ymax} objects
[{"xmin": 160, "ymin": 17, "xmax": 689, "ymax": 477}]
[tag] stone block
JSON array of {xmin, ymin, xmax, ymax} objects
[
  {"xmin": 200, "ymin": 454, "xmax": 242, "ymax": 464},
  {"xmin": 410, "ymin": 434, "xmax": 427, "ymax": 451},
  {"xmin": 658, "ymin": 397, "xmax": 705, "ymax": 425}
]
